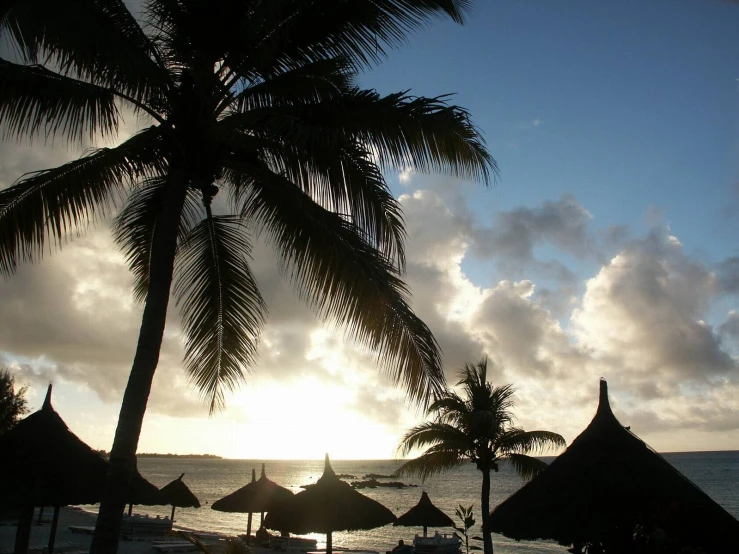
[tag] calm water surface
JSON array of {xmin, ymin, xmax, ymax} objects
[{"xmin": 80, "ymin": 451, "xmax": 739, "ymax": 554}]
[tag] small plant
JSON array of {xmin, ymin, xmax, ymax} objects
[{"xmin": 454, "ymin": 505, "xmax": 475, "ymax": 554}]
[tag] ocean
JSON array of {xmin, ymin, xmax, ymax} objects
[{"xmin": 80, "ymin": 451, "xmax": 739, "ymax": 554}]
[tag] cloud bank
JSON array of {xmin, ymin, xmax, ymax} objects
[{"xmin": 2, "ymin": 139, "xmax": 738, "ymax": 457}]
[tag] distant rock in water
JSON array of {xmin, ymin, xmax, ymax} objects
[
  {"xmin": 364, "ymin": 473, "xmax": 395, "ymax": 479},
  {"xmin": 335, "ymin": 474, "xmax": 357, "ymax": 479},
  {"xmin": 351, "ymin": 478, "xmax": 417, "ymax": 489}
]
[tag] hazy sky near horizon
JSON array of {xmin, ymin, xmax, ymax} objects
[{"xmin": 2, "ymin": 0, "xmax": 739, "ymax": 459}]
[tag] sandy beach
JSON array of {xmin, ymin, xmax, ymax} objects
[{"xmin": 0, "ymin": 508, "xmax": 244, "ymax": 554}]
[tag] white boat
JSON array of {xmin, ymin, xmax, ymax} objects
[{"xmin": 412, "ymin": 532, "xmax": 462, "ymax": 554}]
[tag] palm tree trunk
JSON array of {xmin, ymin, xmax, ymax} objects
[
  {"xmin": 90, "ymin": 171, "xmax": 188, "ymax": 554},
  {"xmin": 480, "ymin": 468, "xmax": 493, "ymax": 554}
]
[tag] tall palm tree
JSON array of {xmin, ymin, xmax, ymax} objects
[
  {"xmin": 396, "ymin": 359, "xmax": 565, "ymax": 554},
  {"xmin": 0, "ymin": 0, "xmax": 495, "ymax": 551}
]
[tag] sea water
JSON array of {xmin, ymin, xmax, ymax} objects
[{"xmin": 80, "ymin": 452, "xmax": 739, "ymax": 554}]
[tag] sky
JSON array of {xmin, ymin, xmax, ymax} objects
[{"xmin": 1, "ymin": 0, "xmax": 739, "ymax": 459}]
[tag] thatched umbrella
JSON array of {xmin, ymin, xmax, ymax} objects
[
  {"xmin": 263, "ymin": 454, "xmax": 396, "ymax": 554},
  {"xmin": 489, "ymin": 380, "xmax": 739, "ymax": 554},
  {"xmin": 394, "ymin": 491, "xmax": 454, "ymax": 538},
  {"xmin": 0, "ymin": 385, "xmax": 163, "ymax": 554},
  {"xmin": 212, "ymin": 464, "xmax": 293, "ymax": 541},
  {"xmin": 125, "ymin": 459, "xmax": 168, "ymax": 516},
  {"xmin": 161, "ymin": 473, "xmax": 200, "ymax": 522}
]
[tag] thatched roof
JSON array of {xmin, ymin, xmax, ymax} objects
[
  {"xmin": 0, "ymin": 385, "xmax": 111, "ymax": 508},
  {"xmin": 489, "ymin": 380, "xmax": 739, "ymax": 553},
  {"xmin": 0, "ymin": 385, "xmax": 163, "ymax": 508},
  {"xmin": 394, "ymin": 492, "xmax": 454, "ymax": 531},
  {"xmin": 263, "ymin": 454, "xmax": 396, "ymax": 534},
  {"xmin": 161, "ymin": 473, "xmax": 200, "ymax": 508},
  {"xmin": 212, "ymin": 463, "xmax": 292, "ymax": 513}
]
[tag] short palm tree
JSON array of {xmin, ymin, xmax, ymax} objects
[
  {"xmin": 396, "ymin": 359, "xmax": 565, "ymax": 554},
  {"xmin": 0, "ymin": 1, "xmax": 495, "ymax": 552}
]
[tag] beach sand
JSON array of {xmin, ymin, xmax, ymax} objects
[{"xmin": 0, "ymin": 507, "xmax": 245, "ymax": 554}]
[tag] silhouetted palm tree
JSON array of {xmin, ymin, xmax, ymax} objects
[
  {"xmin": 0, "ymin": 1, "xmax": 495, "ymax": 551},
  {"xmin": 396, "ymin": 359, "xmax": 565, "ymax": 554}
]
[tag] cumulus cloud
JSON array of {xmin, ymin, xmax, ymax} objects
[
  {"xmin": 472, "ymin": 194, "xmax": 596, "ymax": 274},
  {"xmin": 2, "ymin": 127, "xmax": 739, "ymax": 454},
  {"xmin": 571, "ymin": 229, "xmax": 736, "ymax": 396}
]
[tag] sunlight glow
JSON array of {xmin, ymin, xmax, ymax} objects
[{"xmin": 215, "ymin": 377, "xmax": 401, "ymax": 460}]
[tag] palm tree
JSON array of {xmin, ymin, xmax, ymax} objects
[
  {"xmin": 0, "ymin": 0, "xmax": 495, "ymax": 551},
  {"xmin": 396, "ymin": 358, "xmax": 565, "ymax": 554}
]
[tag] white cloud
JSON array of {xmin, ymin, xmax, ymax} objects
[{"xmin": 2, "ymin": 132, "xmax": 739, "ymax": 455}]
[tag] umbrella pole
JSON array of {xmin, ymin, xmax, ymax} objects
[
  {"xmin": 128, "ymin": 504, "xmax": 133, "ymax": 517},
  {"xmin": 170, "ymin": 505, "xmax": 176, "ymax": 522},
  {"xmin": 37, "ymin": 507, "xmax": 44, "ymax": 525},
  {"xmin": 326, "ymin": 531, "xmax": 332, "ymax": 554},
  {"xmin": 47, "ymin": 506, "xmax": 60, "ymax": 554},
  {"xmin": 246, "ymin": 512, "xmax": 253, "ymax": 544},
  {"xmin": 14, "ymin": 505, "xmax": 34, "ymax": 554},
  {"xmin": 423, "ymin": 525, "xmax": 427, "ymax": 538}
]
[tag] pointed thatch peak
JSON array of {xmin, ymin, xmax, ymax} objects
[
  {"xmin": 42, "ymin": 384, "xmax": 53, "ymax": 411},
  {"xmin": 596, "ymin": 379, "xmax": 610, "ymax": 415},
  {"xmin": 573, "ymin": 379, "xmax": 632, "ymax": 446},
  {"xmin": 251, "ymin": 468, "xmax": 256, "ymax": 482},
  {"xmin": 323, "ymin": 453, "xmax": 335, "ymax": 477},
  {"xmin": 260, "ymin": 463, "xmax": 266, "ymax": 479}
]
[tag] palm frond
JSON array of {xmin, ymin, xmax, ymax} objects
[
  {"xmin": 221, "ymin": 131, "xmax": 407, "ymax": 268},
  {"xmin": 0, "ymin": 126, "xmax": 164, "ymax": 275},
  {"xmin": 0, "ymin": 59, "xmax": 119, "ymax": 141},
  {"xmin": 227, "ymin": 0, "xmax": 473, "ymax": 74},
  {"xmin": 230, "ymin": 57, "xmax": 355, "ymax": 112},
  {"xmin": 498, "ymin": 429, "xmax": 566, "ymax": 456},
  {"xmin": 2, "ymin": 0, "xmax": 168, "ymax": 105},
  {"xmin": 505, "ymin": 453, "xmax": 550, "ymax": 482},
  {"xmin": 173, "ymin": 215, "xmax": 267, "ymax": 414},
  {"xmin": 113, "ymin": 180, "xmax": 202, "ymax": 302},
  {"xmin": 397, "ymin": 421, "xmax": 470, "ymax": 457},
  {"xmin": 429, "ymin": 393, "xmax": 467, "ymax": 417},
  {"xmin": 395, "ymin": 448, "xmax": 468, "ymax": 481},
  {"xmin": 231, "ymin": 163, "xmax": 444, "ymax": 405},
  {"xmin": 225, "ymin": 88, "xmax": 495, "ymax": 185}
]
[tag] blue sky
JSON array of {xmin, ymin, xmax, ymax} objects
[
  {"xmin": 2, "ymin": 0, "xmax": 739, "ymax": 458},
  {"xmin": 366, "ymin": 0, "xmax": 738, "ymax": 257}
]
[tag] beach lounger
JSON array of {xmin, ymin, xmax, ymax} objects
[
  {"xmin": 68, "ymin": 525, "xmax": 96, "ymax": 534},
  {"xmin": 269, "ymin": 536, "xmax": 319, "ymax": 551},
  {"xmin": 151, "ymin": 542, "xmax": 199, "ymax": 553},
  {"xmin": 151, "ymin": 540, "xmax": 224, "ymax": 553},
  {"xmin": 1, "ymin": 542, "xmax": 83, "ymax": 554}
]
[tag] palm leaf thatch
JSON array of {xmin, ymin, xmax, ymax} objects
[
  {"xmin": 394, "ymin": 491, "xmax": 454, "ymax": 537},
  {"xmin": 489, "ymin": 380, "xmax": 739, "ymax": 554},
  {"xmin": 161, "ymin": 473, "xmax": 200, "ymax": 521},
  {"xmin": 161, "ymin": 473, "xmax": 200, "ymax": 509},
  {"xmin": 0, "ymin": 385, "xmax": 163, "ymax": 552},
  {"xmin": 212, "ymin": 463, "xmax": 293, "ymax": 513},
  {"xmin": 212, "ymin": 464, "xmax": 293, "ymax": 540},
  {"xmin": 263, "ymin": 455, "xmax": 396, "ymax": 554}
]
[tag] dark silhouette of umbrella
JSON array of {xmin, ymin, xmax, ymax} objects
[
  {"xmin": 125, "ymin": 458, "xmax": 168, "ymax": 516},
  {"xmin": 394, "ymin": 491, "xmax": 454, "ymax": 537},
  {"xmin": 0, "ymin": 385, "xmax": 163, "ymax": 554},
  {"xmin": 161, "ymin": 473, "xmax": 200, "ymax": 521},
  {"xmin": 212, "ymin": 464, "xmax": 293, "ymax": 540},
  {"xmin": 263, "ymin": 454, "xmax": 396, "ymax": 554},
  {"xmin": 489, "ymin": 380, "xmax": 739, "ymax": 554}
]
